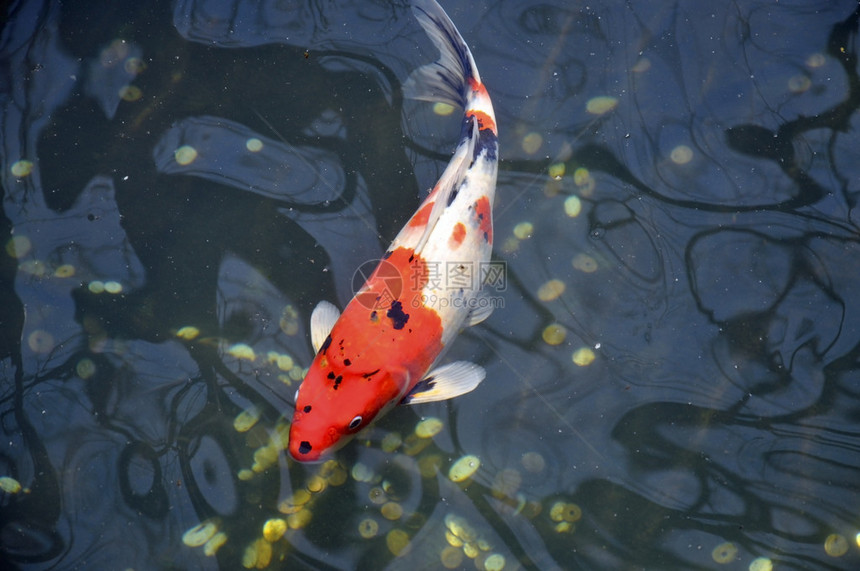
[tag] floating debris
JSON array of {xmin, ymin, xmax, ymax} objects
[
  {"xmin": 27, "ymin": 330, "xmax": 54, "ymax": 354},
  {"xmin": 124, "ymin": 56, "xmax": 146, "ymax": 75},
  {"xmin": 233, "ymin": 406, "xmax": 261, "ymax": 433},
  {"xmin": 537, "ymin": 279, "xmax": 565, "ymax": 302},
  {"xmin": 415, "ymin": 417, "xmax": 444, "ymax": 438},
  {"xmin": 262, "ymin": 518, "xmax": 287, "ymax": 542},
  {"xmin": 521, "ymin": 132, "xmax": 542, "ymax": 155},
  {"xmin": 445, "ymin": 514, "xmax": 477, "ymax": 543},
  {"xmin": 19, "ymin": 259, "xmax": 47, "ymax": 277},
  {"xmin": 386, "ymin": 529, "xmax": 411, "ymax": 556},
  {"xmin": 266, "ymin": 351, "xmax": 294, "ymax": 372},
  {"xmin": 824, "ymin": 533, "xmax": 848, "ymax": 557},
  {"xmin": 572, "ymin": 347, "xmax": 596, "ymax": 366},
  {"xmin": 711, "ymin": 541, "xmax": 738, "ymax": 563},
  {"xmin": 484, "ymin": 553, "xmax": 506, "ymax": 571},
  {"xmin": 119, "ymin": 85, "xmax": 142, "ymax": 102},
  {"xmin": 280, "ymin": 305, "xmax": 300, "ymax": 336},
  {"xmin": 806, "ymin": 53, "xmax": 826, "ymax": 68},
  {"xmin": 787, "ymin": 74, "xmax": 812, "ymax": 94},
  {"xmin": 321, "ymin": 460, "xmax": 348, "ymax": 486},
  {"xmin": 6, "ymin": 235, "xmax": 31, "ymax": 258},
  {"xmin": 670, "ymin": 145, "xmax": 693, "ymax": 165},
  {"xmin": 586, "ymin": 95, "xmax": 618, "ymax": 115},
  {"xmin": 572, "ymin": 253, "xmax": 598, "ymax": 273},
  {"xmin": 175, "ymin": 326, "xmax": 200, "ymax": 340},
  {"xmin": 541, "ymin": 323, "xmax": 566, "ymax": 346},
  {"xmin": 174, "ymin": 145, "xmax": 198, "ymax": 166},
  {"xmin": 246, "ymin": 138, "xmax": 263, "ymax": 152},
  {"xmin": 418, "ymin": 454, "xmax": 443, "ymax": 478},
  {"xmin": 572, "ymin": 167, "xmax": 596, "ymax": 196},
  {"xmin": 182, "ymin": 520, "xmax": 218, "ymax": 547},
  {"xmin": 554, "ymin": 521, "xmax": 573, "ymax": 533},
  {"xmin": 434, "ymin": 102, "xmax": 456, "ymax": 116},
  {"xmin": 242, "ymin": 538, "xmax": 271, "ymax": 569},
  {"xmin": 381, "ymin": 432, "xmax": 403, "ymax": 453},
  {"xmin": 54, "ymin": 264, "xmax": 76, "ymax": 278},
  {"xmin": 402, "ymin": 433, "xmax": 433, "ymax": 456},
  {"xmin": 358, "ymin": 518, "xmax": 379, "ymax": 539},
  {"xmin": 76, "ymin": 358, "xmax": 96, "ymax": 380},
  {"xmin": 564, "ymin": 195, "xmax": 582, "ymax": 218},
  {"xmin": 440, "ymin": 545, "xmax": 464, "ymax": 568},
  {"xmin": 368, "ymin": 487, "xmax": 387, "ymax": 505},
  {"xmin": 286, "ymin": 509, "xmax": 312, "ymax": 530},
  {"xmin": 500, "ymin": 236, "xmax": 520, "ymax": 254},
  {"xmin": 103, "ymin": 280, "xmax": 123, "ymax": 294},
  {"xmin": 380, "ymin": 501, "xmax": 403, "ymax": 521},
  {"xmin": 449, "ymin": 455, "xmax": 480, "ymax": 483},
  {"xmin": 88, "ymin": 281, "xmax": 105, "ymax": 294},
  {"xmin": 513, "ymin": 221, "xmax": 534, "ymax": 240},
  {"xmin": 548, "ymin": 162, "xmax": 565, "ymax": 180},
  {"xmin": 490, "ymin": 468, "xmax": 522, "ymax": 499},
  {"xmin": 203, "ymin": 531, "xmax": 228, "ymax": 556},
  {"xmin": 10, "ymin": 160, "xmax": 34, "ymax": 178},
  {"xmin": 549, "ymin": 500, "xmax": 582, "ymax": 523},
  {"xmin": 278, "ymin": 489, "xmax": 311, "ymax": 514},
  {"xmin": 748, "ymin": 557, "xmax": 773, "ymax": 571},
  {"xmin": 631, "ymin": 57, "xmax": 651, "ymax": 73},
  {"xmin": 521, "ymin": 451, "xmax": 546, "ymax": 473},
  {"xmin": 463, "ymin": 542, "xmax": 479, "ymax": 558},
  {"xmin": 307, "ymin": 475, "xmax": 326, "ymax": 494},
  {"xmin": 0, "ymin": 476, "xmax": 23, "ymax": 494},
  {"xmin": 351, "ymin": 462, "xmax": 374, "ymax": 483},
  {"xmin": 227, "ymin": 343, "xmax": 256, "ymax": 361}
]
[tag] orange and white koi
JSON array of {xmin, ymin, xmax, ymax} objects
[{"xmin": 288, "ymin": 0, "xmax": 498, "ymax": 462}]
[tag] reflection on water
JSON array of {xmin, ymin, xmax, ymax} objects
[{"xmin": 2, "ymin": 0, "xmax": 860, "ymax": 569}]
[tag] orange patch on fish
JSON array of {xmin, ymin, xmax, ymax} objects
[
  {"xmin": 474, "ymin": 196, "xmax": 493, "ymax": 244},
  {"xmin": 449, "ymin": 222, "xmax": 467, "ymax": 249},
  {"xmin": 409, "ymin": 201, "xmax": 434, "ymax": 228},
  {"xmin": 288, "ymin": 246, "xmax": 445, "ymax": 461},
  {"xmin": 467, "ymin": 109, "xmax": 496, "ymax": 134}
]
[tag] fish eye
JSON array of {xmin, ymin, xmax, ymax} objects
[{"xmin": 348, "ymin": 416, "xmax": 362, "ymax": 430}]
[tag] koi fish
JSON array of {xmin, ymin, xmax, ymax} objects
[{"xmin": 288, "ymin": 0, "xmax": 498, "ymax": 462}]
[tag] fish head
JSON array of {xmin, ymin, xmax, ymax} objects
[{"xmin": 288, "ymin": 358, "xmax": 409, "ymax": 462}]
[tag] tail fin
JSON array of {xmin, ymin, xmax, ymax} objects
[{"xmin": 403, "ymin": 0, "xmax": 480, "ymax": 109}]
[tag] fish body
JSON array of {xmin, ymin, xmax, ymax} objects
[{"xmin": 288, "ymin": 0, "xmax": 498, "ymax": 462}]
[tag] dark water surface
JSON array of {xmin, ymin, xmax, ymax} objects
[{"xmin": 2, "ymin": 0, "xmax": 860, "ymax": 569}]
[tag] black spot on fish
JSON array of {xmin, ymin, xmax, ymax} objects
[
  {"xmin": 362, "ymin": 368, "xmax": 380, "ymax": 379},
  {"xmin": 303, "ymin": 405, "xmax": 312, "ymax": 413},
  {"xmin": 327, "ymin": 371, "xmax": 335, "ymax": 380},
  {"xmin": 370, "ymin": 311, "xmax": 379, "ymax": 323},
  {"xmin": 387, "ymin": 300, "xmax": 410, "ymax": 330},
  {"xmin": 402, "ymin": 376, "xmax": 436, "ymax": 404},
  {"xmin": 483, "ymin": 231, "xmax": 489, "ymax": 242},
  {"xmin": 475, "ymin": 128, "xmax": 498, "ymax": 161},
  {"xmin": 447, "ymin": 185, "xmax": 460, "ymax": 206},
  {"xmin": 344, "ymin": 358, "xmax": 352, "ymax": 366},
  {"xmin": 383, "ymin": 250, "xmax": 393, "ymax": 259},
  {"xmin": 320, "ymin": 335, "xmax": 332, "ymax": 353},
  {"xmin": 299, "ymin": 441, "xmax": 312, "ymax": 454}
]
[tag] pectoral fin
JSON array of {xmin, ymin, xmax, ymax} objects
[
  {"xmin": 401, "ymin": 361, "xmax": 485, "ymax": 405},
  {"xmin": 465, "ymin": 301, "xmax": 493, "ymax": 326},
  {"xmin": 310, "ymin": 300, "xmax": 340, "ymax": 353}
]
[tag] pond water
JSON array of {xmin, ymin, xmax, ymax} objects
[{"xmin": 2, "ymin": 0, "xmax": 860, "ymax": 569}]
